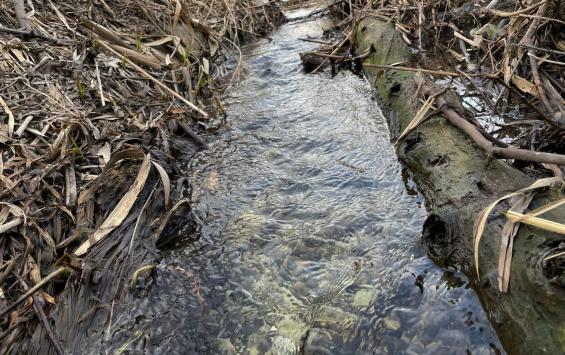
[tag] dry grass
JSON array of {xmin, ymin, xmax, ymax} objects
[
  {"xmin": 0, "ymin": 0, "xmax": 283, "ymax": 352},
  {"xmin": 353, "ymin": 0, "xmax": 564, "ymax": 152}
]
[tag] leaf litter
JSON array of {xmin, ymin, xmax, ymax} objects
[{"xmin": 0, "ymin": 0, "xmax": 284, "ymax": 352}]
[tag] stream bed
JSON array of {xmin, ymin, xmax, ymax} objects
[{"xmin": 109, "ymin": 12, "xmax": 504, "ymax": 355}]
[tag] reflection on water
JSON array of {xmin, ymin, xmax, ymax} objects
[{"xmin": 107, "ymin": 13, "xmax": 503, "ymax": 355}]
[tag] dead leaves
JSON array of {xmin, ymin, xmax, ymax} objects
[
  {"xmin": 0, "ymin": 0, "xmax": 283, "ymax": 348},
  {"xmin": 152, "ymin": 161, "xmax": 171, "ymax": 210},
  {"xmin": 0, "ymin": 96, "xmax": 14, "ymax": 136},
  {"xmin": 511, "ymin": 75, "xmax": 539, "ymax": 97},
  {"xmin": 72, "ymin": 152, "xmax": 176, "ymax": 256},
  {"xmin": 75, "ymin": 154, "xmax": 151, "ymax": 256},
  {"xmin": 77, "ymin": 149, "xmax": 146, "ymax": 206},
  {"xmin": 395, "ymin": 94, "xmax": 435, "ymax": 149},
  {"xmin": 497, "ymin": 192, "xmax": 534, "ymax": 293},
  {"xmin": 473, "ymin": 177, "xmax": 565, "ymax": 292},
  {"xmin": 0, "ymin": 202, "xmax": 26, "ymax": 235}
]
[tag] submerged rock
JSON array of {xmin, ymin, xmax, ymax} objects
[
  {"xmin": 216, "ymin": 337, "xmax": 237, "ymax": 354},
  {"xmin": 352, "ymin": 289, "xmax": 375, "ymax": 307},
  {"xmin": 270, "ymin": 335, "xmax": 298, "ymax": 355},
  {"xmin": 303, "ymin": 328, "xmax": 335, "ymax": 355}
]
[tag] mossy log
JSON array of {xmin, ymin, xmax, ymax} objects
[{"xmin": 354, "ymin": 17, "xmax": 565, "ymax": 354}]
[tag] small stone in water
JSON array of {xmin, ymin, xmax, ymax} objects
[
  {"xmin": 216, "ymin": 338, "xmax": 237, "ymax": 354},
  {"xmin": 303, "ymin": 328, "xmax": 334, "ymax": 355},
  {"xmin": 384, "ymin": 318, "xmax": 401, "ymax": 331},
  {"xmin": 352, "ymin": 289, "xmax": 374, "ymax": 307},
  {"xmin": 270, "ymin": 335, "xmax": 298, "ymax": 355}
]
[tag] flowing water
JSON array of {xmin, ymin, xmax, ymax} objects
[{"xmin": 109, "ymin": 12, "xmax": 504, "ymax": 355}]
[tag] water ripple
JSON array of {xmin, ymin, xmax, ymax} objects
[{"xmin": 105, "ymin": 12, "xmax": 504, "ymax": 355}]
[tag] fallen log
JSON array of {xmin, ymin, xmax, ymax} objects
[
  {"xmin": 354, "ymin": 17, "xmax": 565, "ymax": 354},
  {"xmin": 431, "ymin": 95, "xmax": 565, "ymax": 166}
]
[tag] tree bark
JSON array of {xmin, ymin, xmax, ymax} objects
[{"xmin": 355, "ymin": 17, "xmax": 565, "ymax": 355}]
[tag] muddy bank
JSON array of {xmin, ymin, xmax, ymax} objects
[{"xmin": 354, "ymin": 17, "xmax": 565, "ymax": 354}]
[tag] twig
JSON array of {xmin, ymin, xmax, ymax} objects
[
  {"xmin": 107, "ymin": 44, "xmax": 162, "ymax": 69},
  {"xmin": 298, "ymin": 37, "xmax": 333, "ymax": 45},
  {"xmin": 353, "ymin": 48, "xmax": 372, "ymax": 60},
  {"xmin": 15, "ymin": 115, "xmax": 34, "ymax": 137},
  {"xmin": 519, "ymin": 14, "xmax": 565, "ymax": 26},
  {"xmin": 95, "ymin": 60, "xmax": 106, "ymax": 106},
  {"xmin": 509, "ymin": 43, "xmax": 565, "ymax": 57},
  {"xmin": 528, "ymin": 53, "xmax": 565, "ymax": 67},
  {"xmin": 0, "ymin": 25, "xmax": 58, "ymax": 42},
  {"xmin": 506, "ymin": 211, "xmax": 565, "ymax": 235},
  {"xmin": 300, "ymin": 51, "xmax": 350, "ymax": 60},
  {"xmin": 177, "ymin": 120, "xmax": 209, "ymax": 149},
  {"xmin": 14, "ymin": 273, "xmax": 64, "ymax": 355},
  {"xmin": 363, "ymin": 63, "xmax": 462, "ymax": 77},
  {"xmin": 312, "ymin": 34, "xmax": 350, "ymax": 74},
  {"xmin": 488, "ymin": 0, "xmax": 546, "ymax": 17},
  {"xmin": 80, "ymin": 18, "xmax": 129, "ymax": 47},
  {"xmin": 105, "ymin": 300, "xmax": 115, "ymax": 342},
  {"xmin": 529, "ymin": 50, "xmax": 555, "ymax": 116},
  {"xmin": 0, "ymin": 257, "xmax": 18, "ymax": 285},
  {"xmin": 0, "ymin": 219, "xmax": 22, "ymax": 234},
  {"xmin": 0, "ymin": 267, "xmax": 70, "ymax": 318}
]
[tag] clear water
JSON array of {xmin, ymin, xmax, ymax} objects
[{"xmin": 107, "ymin": 14, "xmax": 503, "ymax": 355}]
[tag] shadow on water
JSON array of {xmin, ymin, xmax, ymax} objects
[{"xmin": 107, "ymin": 11, "xmax": 504, "ymax": 355}]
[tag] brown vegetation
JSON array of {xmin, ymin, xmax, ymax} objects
[
  {"xmin": 0, "ymin": 0, "xmax": 282, "ymax": 352},
  {"xmin": 303, "ymin": 0, "xmax": 564, "ymax": 161}
]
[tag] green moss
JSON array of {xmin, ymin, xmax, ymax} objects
[
  {"xmin": 354, "ymin": 17, "xmax": 565, "ymax": 354},
  {"xmin": 354, "ymin": 19, "xmax": 415, "ymax": 132}
]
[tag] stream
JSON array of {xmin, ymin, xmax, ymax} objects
[{"xmin": 109, "ymin": 11, "xmax": 504, "ymax": 355}]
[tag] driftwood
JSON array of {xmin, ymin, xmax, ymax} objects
[
  {"xmin": 177, "ymin": 120, "xmax": 209, "ymax": 148},
  {"xmin": 355, "ymin": 17, "xmax": 565, "ymax": 354},
  {"xmin": 299, "ymin": 52, "xmax": 329, "ymax": 72}
]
